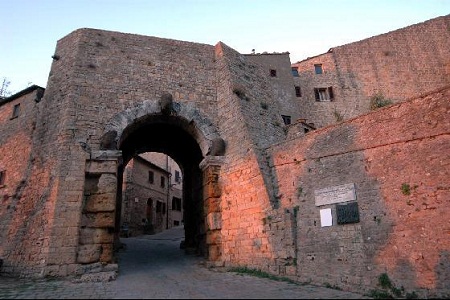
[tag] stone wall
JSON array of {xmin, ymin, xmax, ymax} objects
[
  {"xmin": 270, "ymin": 86, "xmax": 450, "ymax": 297},
  {"xmin": 245, "ymin": 53, "xmax": 300, "ymax": 123},
  {"xmin": 215, "ymin": 42, "xmax": 295, "ymax": 271},
  {"xmin": 0, "ymin": 86, "xmax": 57, "ymax": 277},
  {"xmin": 293, "ymin": 15, "xmax": 450, "ymax": 128}
]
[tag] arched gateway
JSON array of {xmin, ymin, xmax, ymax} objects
[
  {"xmin": 79, "ymin": 95, "xmax": 226, "ymax": 271},
  {"xmin": 1, "ymin": 24, "xmax": 448, "ymax": 297}
]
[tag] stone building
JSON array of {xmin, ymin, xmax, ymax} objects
[
  {"xmin": 0, "ymin": 15, "xmax": 448, "ymax": 298},
  {"xmin": 291, "ymin": 15, "xmax": 450, "ymax": 128},
  {"xmin": 139, "ymin": 152, "xmax": 184, "ymax": 228},
  {"xmin": 121, "ymin": 154, "xmax": 179, "ymax": 236},
  {"xmin": 121, "ymin": 152, "xmax": 183, "ymax": 236}
]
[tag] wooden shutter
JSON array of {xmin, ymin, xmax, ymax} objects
[{"xmin": 328, "ymin": 87, "xmax": 334, "ymax": 100}]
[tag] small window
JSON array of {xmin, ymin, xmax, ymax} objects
[
  {"xmin": 0, "ymin": 170, "xmax": 5, "ymax": 186},
  {"xmin": 161, "ymin": 176, "xmax": 165, "ymax": 188},
  {"xmin": 156, "ymin": 201, "xmax": 162, "ymax": 213},
  {"xmin": 174, "ymin": 220, "xmax": 180, "ymax": 226},
  {"xmin": 175, "ymin": 170, "xmax": 181, "ymax": 183},
  {"xmin": 148, "ymin": 171, "xmax": 154, "ymax": 184},
  {"xmin": 172, "ymin": 197, "xmax": 182, "ymax": 211},
  {"xmin": 281, "ymin": 115, "xmax": 291, "ymax": 125},
  {"xmin": 11, "ymin": 104, "xmax": 20, "ymax": 119},
  {"xmin": 314, "ymin": 64, "xmax": 323, "ymax": 74},
  {"xmin": 270, "ymin": 69, "xmax": 277, "ymax": 77},
  {"xmin": 314, "ymin": 87, "xmax": 334, "ymax": 101},
  {"xmin": 295, "ymin": 86, "xmax": 302, "ymax": 97},
  {"xmin": 291, "ymin": 67, "xmax": 299, "ymax": 77}
]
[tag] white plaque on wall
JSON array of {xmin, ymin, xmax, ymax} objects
[
  {"xmin": 320, "ymin": 208, "xmax": 333, "ymax": 227},
  {"xmin": 314, "ymin": 183, "xmax": 356, "ymax": 206}
]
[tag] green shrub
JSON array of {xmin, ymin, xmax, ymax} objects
[
  {"xmin": 370, "ymin": 92, "xmax": 393, "ymax": 110},
  {"xmin": 401, "ymin": 183, "xmax": 411, "ymax": 195}
]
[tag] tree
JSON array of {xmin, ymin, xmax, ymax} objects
[{"xmin": 0, "ymin": 77, "xmax": 12, "ymax": 98}]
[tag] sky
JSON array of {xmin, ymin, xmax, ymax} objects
[{"xmin": 1, "ymin": 0, "xmax": 448, "ymax": 94}]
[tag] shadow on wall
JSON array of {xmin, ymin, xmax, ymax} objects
[{"xmin": 296, "ymin": 123, "xmax": 393, "ymax": 291}]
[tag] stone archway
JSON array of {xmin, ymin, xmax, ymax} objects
[{"xmin": 78, "ymin": 96, "xmax": 226, "ymax": 271}]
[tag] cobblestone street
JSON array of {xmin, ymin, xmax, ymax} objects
[{"xmin": 0, "ymin": 227, "xmax": 371, "ymax": 299}]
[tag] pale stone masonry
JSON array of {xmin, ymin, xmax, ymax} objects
[
  {"xmin": 0, "ymin": 15, "xmax": 449, "ymax": 298},
  {"xmin": 292, "ymin": 15, "xmax": 450, "ymax": 128}
]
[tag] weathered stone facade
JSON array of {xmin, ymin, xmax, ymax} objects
[
  {"xmin": 121, "ymin": 154, "xmax": 183, "ymax": 236},
  {"xmin": 0, "ymin": 15, "xmax": 449, "ymax": 298},
  {"xmin": 292, "ymin": 15, "xmax": 450, "ymax": 128}
]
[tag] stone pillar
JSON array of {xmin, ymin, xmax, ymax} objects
[
  {"xmin": 78, "ymin": 150, "xmax": 122, "ymax": 265},
  {"xmin": 199, "ymin": 156, "xmax": 225, "ymax": 266}
]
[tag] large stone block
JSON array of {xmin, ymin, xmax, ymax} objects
[
  {"xmin": 86, "ymin": 161, "xmax": 118, "ymax": 174},
  {"xmin": 207, "ymin": 212, "xmax": 222, "ymax": 230},
  {"xmin": 81, "ymin": 212, "xmax": 115, "ymax": 228},
  {"xmin": 79, "ymin": 228, "xmax": 114, "ymax": 245},
  {"xmin": 77, "ymin": 245, "xmax": 101, "ymax": 264},
  {"xmin": 84, "ymin": 193, "xmax": 116, "ymax": 212},
  {"xmin": 205, "ymin": 197, "xmax": 221, "ymax": 213},
  {"xmin": 96, "ymin": 174, "xmax": 117, "ymax": 193},
  {"xmin": 203, "ymin": 182, "xmax": 222, "ymax": 199},
  {"xmin": 99, "ymin": 244, "xmax": 114, "ymax": 263},
  {"xmin": 208, "ymin": 244, "xmax": 222, "ymax": 261}
]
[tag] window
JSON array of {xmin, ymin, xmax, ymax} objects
[
  {"xmin": 314, "ymin": 87, "xmax": 334, "ymax": 101},
  {"xmin": 174, "ymin": 170, "xmax": 181, "ymax": 183},
  {"xmin": 295, "ymin": 86, "xmax": 302, "ymax": 97},
  {"xmin": 291, "ymin": 67, "xmax": 299, "ymax": 77},
  {"xmin": 156, "ymin": 201, "xmax": 163, "ymax": 213},
  {"xmin": 148, "ymin": 171, "xmax": 154, "ymax": 184},
  {"xmin": 160, "ymin": 176, "xmax": 165, "ymax": 188},
  {"xmin": 11, "ymin": 103, "xmax": 20, "ymax": 119},
  {"xmin": 314, "ymin": 64, "xmax": 323, "ymax": 74},
  {"xmin": 174, "ymin": 220, "xmax": 180, "ymax": 226},
  {"xmin": 0, "ymin": 170, "xmax": 5, "ymax": 186},
  {"xmin": 270, "ymin": 69, "xmax": 277, "ymax": 77},
  {"xmin": 281, "ymin": 115, "xmax": 291, "ymax": 125},
  {"xmin": 172, "ymin": 197, "xmax": 182, "ymax": 211}
]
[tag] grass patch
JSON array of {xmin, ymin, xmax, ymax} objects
[{"xmin": 228, "ymin": 267, "xmax": 298, "ymax": 285}]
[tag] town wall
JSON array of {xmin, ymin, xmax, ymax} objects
[
  {"xmin": 0, "ymin": 86, "xmax": 55, "ymax": 276},
  {"xmin": 269, "ymin": 86, "xmax": 450, "ymax": 297}
]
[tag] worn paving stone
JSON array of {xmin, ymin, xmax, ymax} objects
[{"xmin": 0, "ymin": 227, "xmax": 371, "ymax": 299}]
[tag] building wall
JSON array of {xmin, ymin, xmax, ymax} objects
[
  {"xmin": 292, "ymin": 15, "xmax": 450, "ymax": 128},
  {"xmin": 245, "ymin": 53, "xmax": 301, "ymax": 123},
  {"xmin": 121, "ymin": 157, "xmax": 170, "ymax": 235},
  {"xmin": 0, "ymin": 87, "xmax": 56, "ymax": 276},
  {"xmin": 269, "ymin": 86, "xmax": 449, "ymax": 297},
  {"xmin": 139, "ymin": 152, "xmax": 184, "ymax": 227}
]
